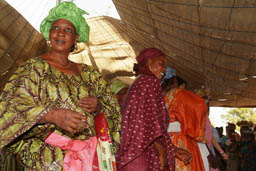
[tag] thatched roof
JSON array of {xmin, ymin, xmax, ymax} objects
[
  {"xmin": 69, "ymin": 16, "xmax": 137, "ymax": 86},
  {"xmin": 0, "ymin": 1, "xmax": 47, "ymax": 91},
  {"xmin": 1, "ymin": 0, "xmax": 256, "ymax": 107},
  {"xmin": 112, "ymin": 0, "xmax": 256, "ymax": 107}
]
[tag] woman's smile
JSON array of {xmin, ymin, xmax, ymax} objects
[{"xmin": 54, "ymin": 39, "xmax": 66, "ymax": 45}]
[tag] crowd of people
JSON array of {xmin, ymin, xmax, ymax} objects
[
  {"xmin": 215, "ymin": 122, "xmax": 256, "ymax": 171},
  {"xmin": 0, "ymin": 1, "xmax": 255, "ymax": 171}
]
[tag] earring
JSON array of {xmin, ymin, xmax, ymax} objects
[
  {"xmin": 75, "ymin": 43, "xmax": 78, "ymax": 50},
  {"xmin": 149, "ymin": 65, "xmax": 153, "ymax": 72},
  {"xmin": 47, "ymin": 40, "xmax": 52, "ymax": 48}
]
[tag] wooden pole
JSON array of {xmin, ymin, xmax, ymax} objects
[{"xmin": 56, "ymin": 0, "xmax": 61, "ymax": 5}]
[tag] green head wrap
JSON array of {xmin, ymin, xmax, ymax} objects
[
  {"xmin": 110, "ymin": 80, "xmax": 128, "ymax": 95},
  {"xmin": 40, "ymin": 2, "xmax": 90, "ymax": 43}
]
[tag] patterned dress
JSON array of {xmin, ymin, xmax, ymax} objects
[
  {"xmin": 0, "ymin": 57, "xmax": 121, "ymax": 170},
  {"xmin": 117, "ymin": 74, "xmax": 176, "ymax": 171}
]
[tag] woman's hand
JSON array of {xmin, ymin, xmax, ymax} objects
[
  {"xmin": 154, "ymin": 142, "xmax": 166, "ymax": 170},
  {"xmin": 44, "ymin": 108, "xmax": 88, "ymax": 134},
  {"xmin": 175, "ymin": 147, "xmax": 192, "ymax": 165},
  {"xmin": 197, "ymin": 136, "xmax": 208, "ymax": 144},
  {"xmin": 159, "ymin": 153, "xmax": 165, "ymax": 171},
  {"xmin": 221, "ymin": 152, "xmax": 228, "ymax": 160},
  {"xmin": 78, "ymin": 96, "xmax": 101, "ymax": 113}
]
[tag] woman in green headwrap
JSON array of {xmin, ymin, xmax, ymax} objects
[{"xmin": 0, "ymin": 2, "xmax": 121, "ymax": 171}]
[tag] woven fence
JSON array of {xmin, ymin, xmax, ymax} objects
[
  {"xmin": 0, "ymin": 0, "xmax": 47, "ymax": 91},
  {"xmin": 113, "ymin": 0, "xmax": 256, "ymax": 107}
]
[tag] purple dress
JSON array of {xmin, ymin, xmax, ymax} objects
[{"xmin": 117, "ymin": 73, "xmax": 176, "ymax": 171}]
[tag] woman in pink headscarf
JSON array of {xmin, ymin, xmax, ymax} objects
[{"xmin": 117, "ymin": 48, "xmax": 176, "ymax": 171}]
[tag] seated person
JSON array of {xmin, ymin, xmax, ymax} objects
[{"xmin": 110, "ymin": 79, "xmax": 129, "ymax": 108}]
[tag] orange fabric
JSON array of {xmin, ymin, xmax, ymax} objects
[{"xmin": 165, "ymin": 88, "xmax": 207, "ymax": 171}]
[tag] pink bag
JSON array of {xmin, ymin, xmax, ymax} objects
[{"xmin": 45, "ymin": 132, "xmax": 98, "ymax": 171}]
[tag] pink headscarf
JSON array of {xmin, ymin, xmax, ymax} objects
[{"xmin": 134, "ymin": 48, "xmax": 165, "ymax": 76}]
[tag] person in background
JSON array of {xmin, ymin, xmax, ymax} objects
[
  {"xmin": 254, "ymin": 126, "xmax": 256, "ymax": 141},
  {"xmin": 0, "ymin": 2, "xmax": 121, "ymax": 170},
  {"xmin": 205, "ymin": 105, "xmax": 228, "ymax": 171},
  {"xmin": 161, "ymin": 66, "xmax": 176, "ymax": 95},
  {"xmin": 110, "ymin": 79, "xmax": 129, "ymax": 108},
  {"xmin": 240, "ymin": 125, "xmax": 256, "ymax": 171},
  {"xmin": 224, "ymin": 123, "xmax": 241, "ymax": 171},
  {"xmin": 175, "ymin": 76, "xmax": 187, "ymax": 89},
  {"xmin": 215, "ymin": 127, "xmax": 228, "ymax": 171},
  {"xmin": 226, "ymin": 123, "xmax": 241, "ymax": 145},
  {"xmin": 216, "ymin": 127, "xmax": 227, "ymax": 148},
  {"xmin": 117, "ymin": 48, "xmax": 176, "ymax": 171},
  {"xmin": 163, "ymin": 69, "xmax": 206, "ymax": 171},
  {"xmin": 194, "ymin": 88, "xmax": 228, "ymax": 171},
  {"xmin": 161, "ymin": 68, "xmax": 186, "ymax": 95}
]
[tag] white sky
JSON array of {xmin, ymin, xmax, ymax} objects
[
  {"xmin": 5, "ymin": 0, "xmax": 233, "ymax": 130},
  {"xmin": 210, "ymin": 107, "xmax": 229, "ymax": 127},
  {"xmin": 6, "ymin": 0, "xmax": 120, "ymax": 31}
]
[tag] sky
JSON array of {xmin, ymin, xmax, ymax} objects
[
  {"xmin": 5, "ymin": 0, "xmax": 231, "ymax": 129},
  {"xmin": 210, "ymin": 107, "xmax": 229, "ymax": 127},
  {"xmin": 6, "ymin": 0, "xmax": 120, "ymax": 31}
]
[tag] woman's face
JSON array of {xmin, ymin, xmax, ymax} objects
[
  {"xmin": 49, "ymin": 19, "xmax": 78, "ymax": 52},
  {"xmin": 148, "ymin": 56, "xmax": 166, "ymax": 79}
]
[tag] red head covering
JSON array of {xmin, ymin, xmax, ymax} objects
[{"xmin": 134, "ymin": 48, "xmax": 165, "ymax": 76}]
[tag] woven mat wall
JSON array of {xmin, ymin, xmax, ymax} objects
[
  {"xmin": 69, "ymin": 16, "xmax": 137, "ymax": 86},
  {"xmin": 0, "ymin": 1, "xmax": 47, "ymax": 91},
  {"xmin": 1, "ymin": 0, "xmax": 256, "ymax": 107},
  {"xmin": 113, "ymin": 0, "xmax": 256, "ymax": 107}
]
